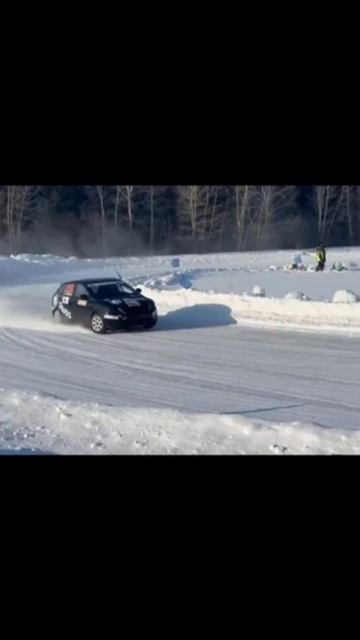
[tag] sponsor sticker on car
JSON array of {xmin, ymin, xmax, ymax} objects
[{"xmin": 59, "ymin": 302, "xmax": 72, "ymax": 319}]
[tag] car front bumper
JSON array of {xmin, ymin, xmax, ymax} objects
[{"xmin": 103, "ymin": 310, "xmax": 157, "ymax": 327}]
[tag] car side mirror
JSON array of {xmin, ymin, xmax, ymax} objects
[
  {"xmin": 79, "ymin": 294, "xmax": 89, "ymax": 301},
  {"xmin": 136, "ymin": 288, "xmax": 142, "ymax": 293}
]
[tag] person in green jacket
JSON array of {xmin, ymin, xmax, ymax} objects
[{"xmin": 315, "ymin": 244, "xmax": 326, "ymax": 271}]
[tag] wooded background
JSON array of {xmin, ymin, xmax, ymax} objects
[{"xmin": 1, "ymin": 186, "xmax": 359, "ymax": 256}]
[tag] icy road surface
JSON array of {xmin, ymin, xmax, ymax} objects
[{"xmin": 1, "ymin": 321, "xmax": 359, "ymax": 431}]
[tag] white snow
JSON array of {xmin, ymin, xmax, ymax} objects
[
  {"xmin": 1, "ymin": 388, "xmax": 360, "ymax": 455},
  {"xmin": 1, "ymin": 246, "xmax": 360, "ymax": 454},
  {"xmin": 284, "ymin": 291, "xmax": 311, "ymax": 301}
]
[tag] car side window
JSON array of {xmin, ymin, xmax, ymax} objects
[{"xmin": 75, "ymin": 284, "xmax": 88, "ymax": 298}]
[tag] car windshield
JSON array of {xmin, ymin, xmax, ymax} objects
[{"xmin": 87, "ymin": 281, "xmax": 136, "ymax": 299}]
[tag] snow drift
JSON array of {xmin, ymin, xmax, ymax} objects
[
  {"xmin": 1, "ymin": 389, "xmax": 360, "ymax": 455},
  {"xmin": 332, "ymin": 289, "xmax": 360, "ymax": 304}
]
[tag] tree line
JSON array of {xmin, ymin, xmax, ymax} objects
[{"xmin": 1, "ymin": 185, "xmax": 360, "ymax": 257}]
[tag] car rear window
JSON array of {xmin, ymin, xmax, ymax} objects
[{"xmin": 64, "ymin": 283, "xmax": 76, "ymax": 296}]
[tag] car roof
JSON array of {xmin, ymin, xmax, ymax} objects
[{"xmin": 61, "ymin": 278, "xmax": 125, "ymax": 286}]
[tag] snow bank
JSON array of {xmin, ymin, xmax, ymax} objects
[
  {"xmin": 1, "ymin": 389, "xmax": 359, "ymax": 455},
  {"xmin": 332, "ymin": 289, "xmax": 360, "ymax": 304},
  {"xmin": 143, "ymin": 286, "xmax": 360, "ymax": 334},
  {"xmin": 284, "ymin": 292, "xmax": 311, "ymax": 301}
]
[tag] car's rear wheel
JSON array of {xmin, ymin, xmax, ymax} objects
[{"xmin": 90, "ymin": 313, "xmax": 106, "ymax": 334}]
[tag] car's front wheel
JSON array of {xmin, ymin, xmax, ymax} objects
[
  {"xmin": 90, "ymin": 313, "xmax": 106, "ymax": 334},
  {"xmin": 142, "ymin": 317, "xmax": 157, "ymax": 329}
]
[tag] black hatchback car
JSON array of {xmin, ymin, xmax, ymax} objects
[{"xmin": 52, "ymin": 278, "xmax": 158, "ymax": 333}]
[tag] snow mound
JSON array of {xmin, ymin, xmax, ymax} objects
[
  {"xmin": 252, "ymin": 285, "xmax": 266, "ymax": 297},
  {"xmin": 284, "ymin": 291, "xmax": 311, "ymax": 301},
  {"xmin": 332, "ymin": 289, "xmax": 360, "ymax": 304},
  {"xmin": 330, "ymin": 262, "xmax": 347, "ymax": 272},
  {"xmin": 144, "ymin": 272, "xmax": 193, "ymax": 290},
  {"xmin": 293, "ymin": 253, "xmax": 304, "ymax": 266}
]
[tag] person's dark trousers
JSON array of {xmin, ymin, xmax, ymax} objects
[{"xmin": 315, "ymin": 262, "xmax": 325, "ymax": 271}]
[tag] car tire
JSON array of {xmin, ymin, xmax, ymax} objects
[
  {"xmin": 90, "ymin": 313, "xmax": 106, "ymax": 334},
  {"xmin": 142, "ymin": 318, "xmax": 157, "ymax": 329}
]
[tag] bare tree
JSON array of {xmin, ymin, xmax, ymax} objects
[
  {"xmin": 127, "ymin": 185, "xmax": 133, "ymax": 232},
  {"xmin": 354, "ymin": 186, "xmax": 360, "ymax": 242},
  {"xmin": 85, "ymin": 186, "xmax": 125, "ymax": 255},
  {"xmin": 233, "ymin": 185, "xmax": 257, "ymax": 249},
  {"xmin": 311, "ymin": 186, "xmax": 335, "ymax": 241},
  {"xmin": 200, "ymin": 186, "xmax": 211, "ymax": 240},
  {"xmin": 314, "ymin": 185, "xmax": 331, "ymax": 241},
  {"xmin": 95, "ymin": 186, "xmax": 107, "ymax": 255},
  {"xmin": 176, "ymin": 186, "xmax": 203, "ymax": 249},
  {"xmin": 6, "ymin": 186, "xmax": 15, "ymax": 251},
  {"xmin": 121, "ymin": 185, "xmax": 134, "ymax": 232},
  {"xmin": 311, "ymin": 186, "xmax": 348, "ymax": 244},
  {"xmin": 148, "ymin": 186, "xmax": 176, "ymax": 251},
  {"xmin": 341, "ymin": 185, "xmax": 360, "ymax": 244},
  {"xmin": 149, "ymin": 185, "xmax": 154, "ymax": 251},
  {"xmin": 0, "ymin": 186, "xmax": 38, "ymax": 253},
  {"xmin": 176, "ymin": 186, "xmax": 225, "ymax": 250},
  {"xmin": 344, "ymin": 185, "xmax": 354, "ymax": 242},
  {"xmin": 334, "ymin": 185, "xmax": 360, "ymax": 245},
  {"xmin": 250, "ymin": 186, "xmax": 297, "ymax": 248},
  {"xmin": 208, "ymin": 186, "xmax": 219, "ymax": 241},
  {"xmin": 113, "ymin": 185, "xmax": 121, "ymax": 231}
]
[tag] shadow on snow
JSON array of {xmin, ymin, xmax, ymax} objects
[
  {"xmin": 221, "ymin": 403, "xmax": 304, "ymax": 416},
  {"xmin": 157, "ymin": 304, "xmax": 237, "ymax": 331}
]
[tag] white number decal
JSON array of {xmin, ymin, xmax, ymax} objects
[
  {"xmin": 62, "ymin": 296, "xmax": 70, "ymax": 305},
  {"xmin": 124, "ymin": 298, "xmax": 140, "ymax": 307}
]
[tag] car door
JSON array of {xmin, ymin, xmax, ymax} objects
[{"xmin": 72, "ymin": 283, "xmax": 92, "ymax": 324}]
